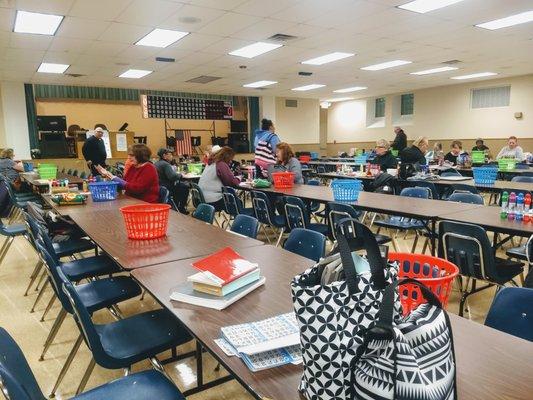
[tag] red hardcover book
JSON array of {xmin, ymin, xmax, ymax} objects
[{"xmin": 192, "ymin": 247, "xmax": 258, "ymax": 287}]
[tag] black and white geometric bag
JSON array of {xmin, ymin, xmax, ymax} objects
[
  {"xmin": 351, "ymin": 278, "xmax": 457, "ymax": 400},
  {"xmin": 291, "ymin": 219, "xmax": 401, "ymax": 400}
]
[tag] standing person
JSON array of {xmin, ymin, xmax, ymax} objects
[
  {"xmin": 254, "ymin": 118, "xmax": 280, "ymax": 178},
  {"xmin": 444, "ymin": 140, "xmax": 463, "ymax": 165},
  {"xmin": 155, "ymin": 148, "xmax": 190, "ymax": 214},
  {"xmin": 391, "ymin": 127, "xmax": 407, "ymax": 152},
  {"xmin": 268, "ymin": 142, "xmax": 303, "ymax": 184},
  {"xmin": 96, "ymin": 144, "xmax": 159, "ymax": 203},
  {"xmin": 82, "ymin": 127, "xmax": 107, "ymax": 176},
  {"xmin": 496, "ymin": 136, "xmax": 525, "ymax": 160},
  {"xmin": 198, "ymin": 146, "xmax": 241, "ymax": 211},
  {"xmin": 400, "ymin": 136, "xmax": 429, "ymax": 165},
  {"xmin": 370, "ymin": 139, "xmax": 398, "ymax": 172}
]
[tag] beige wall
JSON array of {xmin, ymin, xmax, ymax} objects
[{"xmin": 275, "ymin": 97, "xmax": 320, "ymax": 145}]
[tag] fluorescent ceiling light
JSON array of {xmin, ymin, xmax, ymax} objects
[
  {"xmin": 476, "ymin": 11, "xmax": 533, "ymax": 30},
  {"xmin": 37, "ymin": 63, "xmax": 69, "ymax": 74},
  {"xmin": 398, "ymin": 0, "xmax": 466, "ymax": 14},
  {"xmin": 333, "ymin": 86, "xmax": 367, "ymax": 93},
  {"xmin": 361, "ymin": 60, "xmax": 411, "ymax": 71},
  {"xmin": 410, "ymin": 66, "xmax": 458, "ymax": 75},
  {"xmin": 135, "ymin": 28, "xmax": 189, "ymax": 48},
  {"xmin": 243, "ymin": 80, "xmax": 277, "ymax": 88},
  {"xmin": 119, "ymin": 69, "xmax": 152, "ymax": 79},
  {"xmin": 229, "ymin": 42, "xmax": 282, "ymax": 59},
  {"xmin": 302, "ymin": 52, "xmax": 355, "ymax": 65},
  {"xmin": 14, "ymin": 10, "xmax": 63, "ymax": 35},
  {"xmin": 291, "ymin": 84, "xmax": 325, "ymax": 91},
  {"xmin": 451, "ymin": 72, "xmax": 497, "ymax": 80},
  {"xmin": 323, "ymin": 97, "xmax": 354, "ymax": 102}
]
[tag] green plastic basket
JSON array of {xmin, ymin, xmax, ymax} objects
[
  {"xmin": 391, "ymin": 149, "xmax": 399, "ymax": 157},
  {"xmin": 471, "ymin": 151, "xmax": 485, "ymax": 164},
  {"xmin": 38, "ymin": 164, "xmax": 58, "ymax": 180},
  {"xmin": 355, "ymin": 149, "xmax": 363, "ymax": 156},
  {"xmin": 498, "ymin": 158, "xmax": 516, "ymax": 171},
  {"xmin": 187, "ymin": 163, "xmax": 204, "ymax": 175}
]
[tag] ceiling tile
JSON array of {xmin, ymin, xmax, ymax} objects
[
  {"xmin": 56, "ymin": 17, "xmax": 112, "ymax": 40},
  {"xmin": 115, "ymin": 0, "xmax": 184, "ymax": 26},
  {"xmin": 230, "ymin": 18, "xmax": 295, "ymax": 41},
  {"xmin": 68, "ymin": 0, "xmax": 133, "ymax": 20},
  {"xmin": 184, "ymin": 0, "xmax": 249, "ymax": 11},
  {"xmin": 9, "ymin": 33, "xmax": 53, "ymax": 50},
  {"xmin": 198, "ymin": 12, "xmax": 261, "ymax": 36},
  {"xmin": 0, "ymin": 7, "xmax": 14, "ymax": 32},
  {"xmin": 83, "ymin": 41, "xmax": 130, "ymax": 56},
  {"xmin": 233, "ymin": 0, "xmax": 298, "ymax": 17},
  {"xmin": 48, "ymin": 37, "xmax": 94, "ymax": 53},
  {"xmin": 97, "ymin": 23, "xmax": 152, "ymax": 44},
  {"xmin": 15, "ymin": 0, "xmax": 75, "ymax": 15}
]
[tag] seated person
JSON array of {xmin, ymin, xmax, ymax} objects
[
  {"xmin": 425, "ymin": 142, "xmax": 442, "ymax": 162},
  {"xmin": 444, "ymin": 140, "xmax": 464, "ymax": 165},
  {"xmin": 370, "ymin": 139, "xmax": 398, "ymax": 172},
  {"xmin": 472, "ymin": 138, "xmax": 489, "ymax": 152},
  {"xmin": 198, "ymin": 146, "xmax": 241, "ymax": 211},
  {"xmin": 400, "ymin": 136, "xmax": 429, "ymax": 166},
  {"xmin": 97, "ymin": 144, "xmax": 159, "ymax": 203},
  {"xmin": 0, "ymin": 148, "xmax": 24, "ymax": 185},
  {"xmin": 497, "ymin": 136, "xmax": 525, "ymax": 160},
  {"xmin": 268, "ymin": 142, "xmax": 303, "ymax": 184},
  {"xmin": 155, "ymin": 148, "xmax": 190, "ymax": 214}
]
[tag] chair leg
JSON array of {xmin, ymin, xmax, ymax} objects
[
  {"xmin": 410, "ymin": 232, "xmax": 419, "ymax": 253},
  {"xmin": 30, "ymin": 280, "xmax": 50, "ymax": 313},
  {"xmin": 34, "ymin": 268, "xmax": 47, "ymax": 292},
  {"xmin": 260, "ymin": 224, "xmax": 271, "ymax": 244},
  {"xmin": 50, "ymin": 334, "xmax": 83, "ymax": 397},
  {"xmin": 150, "ymin": 356, "xmax": 172, "ymax": 380},
  {"xmin": 76, "ymin": 358, "xmax": 96, "ymax": 395},
  {"xmin": 40, "ymin": 294, "xmax": 56, "ymax": 322},
  {"xmin": 40, "ymin": 309, "xmax": 67, "ymax": 361},
  {"xmin": 421, "ymin": 237, "xmax": 429, "ymax": 255},
  {"xmin": 24, "ymin": 260, "xmax": 43, "ymax": 296},
  {"xmin": 275, "ymin": 228, "xmax": 285, "ymax": 247},
  {"xmin": 140, "ymin": 289, "xmax": 146, "ymax": 301},
  {"xmin": 0, "ymin": 237, "xmax": 14, "ymax": 264}
]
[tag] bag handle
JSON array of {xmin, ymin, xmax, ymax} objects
[{"xmin": 335, "ymin": 218, "xmax": 388, "ymax": 294}]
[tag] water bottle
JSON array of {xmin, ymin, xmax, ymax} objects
[
  {"xmin": 500, "ymin": 191, "xmax": 509, "ymax": 219},
  {"xmin": 523, "ymin": 194, "xmax": 531, "ymax": 223},
  {"xmin": 515, "ymin": 193, "xmax": 524, "ymax": 222},
  {"xmin": 507, "ymin": 192, "xmax": 516, "ymax": 220}
]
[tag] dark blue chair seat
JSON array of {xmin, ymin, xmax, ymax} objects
[
  {"xmin": 52, "ymin": 237, "xmax": 95, "ymax": 258},
  {"xmin": 61, "ymin": 255, "xmax": 121, "ymax": 281},
  {"xmin": 1, "ymin": 223, "xmax": 26, "ymax": 236},
  {"xmin": 271, "ymin": 214, "xmax": 285, "ymax": 226},
  {"xmin": 375, "ymin": 217, "xmax": 426, "ymax": 230},
  {"xmin": 74, "ymin": 370, "xmax": 185, "ymax": 400},
  {"xmin": 490, "ymin": 258, "xmax": 524, "ymax": 285},
  {"xmin": 77, "ymin": 277, "xmax": 141, "ymax": 314},
  {"xmin": 506, "ymin": 244, "xmax": 527, "ymax": 261},
  {"xmin": 308, "ymin": 222, "xmax": 330, "ymax": 236}
]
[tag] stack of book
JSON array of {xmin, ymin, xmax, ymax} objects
[{"xmin": 170, "ymin": 247, "xmax": 265, "ymax": 310}]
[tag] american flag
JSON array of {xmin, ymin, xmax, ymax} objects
[{"xmin": 175, "ymin": 130, "xmax": 192, "ymax": 156}]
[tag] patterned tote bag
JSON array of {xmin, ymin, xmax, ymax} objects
[
  {"xmin": 291, "ymin": 219, "xmax": 400, "ymax": 400},
  {"xmin": 351, "ymin": 278, "xmax": 457, "ymax": 400}
]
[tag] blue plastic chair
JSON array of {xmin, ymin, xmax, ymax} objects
[
  {"xmin": 59, "ymin": 268, "xmax": 193, "ymax": 394},
  {"xmin": 251, "ymin": 190, "xmax": 285, "ymax": 246},
  {"xmin": 72, "ymin": 169, "xmax": 79, "ymax": 177},
  {"xmin": 485, "ymin": 287, "xmax": 533, "ymax": 341},
  {"xmin": 441, "ymin": 169, "xmax": 462, "ymax": 177},
  {"xmin": 447, "ymin": 192, "xmax": 484, "ymax": 205},
  {"xmin": 158, "ymin": 186, "xmax": 170, "ymax": 204},
  {"xmin": 0, "ymin": 219, "xmax": 27, "ymax": 265},
  {"xmin": 80, "ymin": 171, "xmax": 87, "ymax": 179},
  {"xmin": 506, "ymin": 234, "xmax": 532, "ymax": 264},
  {"xmin": 230, "ymin": 214, "xmax": 259, "ymax": 239},
  {"xmin": 0, "ymin": 327, "xmax": 185, "ymax": 400},
  {"xmin": 222, "ymin": 186, "xmax": 254, "ymax": 219},
  {"xmin": 511, "ymin": 176, "xmax": 533, "ymax": 183},
  {"xmin": 282, "ymin": 195, "xmax": 329, "ymax": 237},
  {"xmin": 283, "ymin": 228, "xmax": 326, "ymax": 262},
  {"xmin": 192, "ymin": 203, "xmax": 215, "ymax": 224},
  {"xmin": 67, "ymin": 169, "xmax": 73, "ymax": 175},
  {"xmin": 407, "ymin": 180, "xmax": 439, "ymax": 199}
]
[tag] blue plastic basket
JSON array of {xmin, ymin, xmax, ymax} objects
[
  {"xmin": 472, "ymin": 167, "xmax": 498, "ymax": 185},
  {"xmin": 331, "ymin": 179, "xmax": 363, "ymax": 202},
  {"xmin": 310, "ymin": 152, "xmax": 319, "ymax": 160},
  {"xmin": 88, "ymin": 181, "xmax": 119, "ymax": 202},
  {"xmin": 23, "ymin": 162, "xmax": 33, "ymax": 172},
  {"xmin": 354, "ymin": 155, "xmax": 368, "ymax": 165}
]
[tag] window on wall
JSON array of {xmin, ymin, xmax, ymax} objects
[
  {"xmin": 471, "ymin": 86, "xmax": 510, "ymax": 108},
  {"xmin": 400, "ymin": 93, "xmax": 414, "ymax": 116},
  {"xmin": 374, "ymin": 97, "xmax": 385, "ymax": 118}
]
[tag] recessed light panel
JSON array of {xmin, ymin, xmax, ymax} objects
[
  {"xmin": 451, "ymin": 72, "xmax": 497, "ymax": 80},
  {"xmin": 119, "ymin": 69, "xmax": 152, "ymax": 79},
  {"xmin": 135, "ymin": 28, "xmax": 189, "ymax": 48},
  {"xmin": 410, "ymin": 66, "xmax": 458, "ymax": 75},
  {"xmin": 398, "ymin": 0, "xmax": 466, "ymax": 14},
  {"xmin": 323, "ymin": 97, "xmax": 354, "ymax": 102},
  {"xmin": 243, "ymin": 80, "xmax": 278, "ymax": 88},
  {"xmin": 37, "ymin": 63, "xmax": 69, "ymax": 74},
  {"xmin": 291, "ymin": 84, "xmax": 325, "ymax": 91},
  {"xmin": 14, "ymin": 10, "xmax": 63, "ymax": 35},
  {"xmin": 302, "ymin": 52, "xmax": 355, "ymax": 65},
  {"xmin": 229, "ymin": 42, "xmax": 283, "ymax": 59},
  {"xmin": 476, "ymin": 11, "xmax": 533, "ymax": 30},
  {"xmin": 361, "ymin": 60, "xmax": 412, "ymax": 71},
  {"xmin": 333, "ymin": 86, "xmax": 367, "ymax": 93}
]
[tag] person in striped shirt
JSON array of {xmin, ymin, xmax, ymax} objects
[{"xmin": 254, "ymin": 118, "xmax": 280, "ymax": 178}]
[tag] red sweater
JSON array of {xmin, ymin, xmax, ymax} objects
[{"xmin": 124, "ymin": 163, "xmax": 160, "ymax": 203}]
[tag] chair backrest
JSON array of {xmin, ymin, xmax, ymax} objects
[
  {"xmin": 283, "ymin": 196, "xmax": 310, "ymax": 230},
  {"xmin": 307, "ymin": 179, "xmax": 320, "ymax": 186},
  {"xmin": 407, "ymin": 180, "xmax": 438, "ymax": 199},
  {"xmin": 221, "ymin": 186, "xmax": 244, "ymax": 217},
  {"xmin": 72, "ymin": 170, "xmax": 78, "ymax": 177},
  {"xmin": 439, "ymin": 220, "xmax": 499, "ymax": 282},
  {"xmin": 0, "ymin": 327, "xmax": 46, "ymax": 400},
  {"xmin": 450, "ymin": 183, "xmax": 479, "ymax": 195},
  {"xmin": 22, "ymin": 211, "xmax": 47, "ymax": 252},
  {"xmin": 189, "ymin": 182, "xmax": 206, "ymax": 208},
  {"xmin": 447, "ymin": 192, "xmax": 484, "ymax": 205},
  {"xmin": 158, "ymin": 186, "xmax": 170, "ymax": 204},
  {"xmin": 67, "ymin": 169, "xmax": 73, "ymax": 175},
  {"xmin": 485, "ymin": 287, "xmax": 533, "ymax": 341},
  {"xmin": 283, "ymin": 228, "xmax": 326, "ymax": 262},
  {"xmin": 441, "ymin": 169, "xmax": 461, "ymax": 177},
  {"xmin": 230, "ymin": 215, "xmax": 259, "ymax": 239},
  {"xmin": 520, "ymin": 171, "xmax": 533, "ymax": 177},
  {"xmin": 511, "ymin": 176, "xmax": 533, "ymax": 183},
  {"xmin": 251, "ymin": 191, "xmax": 276, "ymax": 225},
  {"xmin": 317, "ymin": 166, "xmax": 326, "ymax": 174},
  {"xmin": 192, "ymin": 203, "xmax": 215, "ymax": 224},
  {"xmin": 399, "ymin": 186, "xmax": 430, "ymax": 199},
  {"xmin": 79, "ymin": 171, "xmax": 87, "ymax": 179},
  {"xmin": 327, "ymin": 202, "xmax": 361, "ymax": 241}
]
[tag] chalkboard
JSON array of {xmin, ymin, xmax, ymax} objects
[{"xmin": 141, "ymin": 94, "xmax": 232, "ymax": 120}]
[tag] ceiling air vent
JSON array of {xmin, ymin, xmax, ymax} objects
[
  {"xmin": 186, "ymin": 76, "xmax": 221, "ymax": 84},
  {"xmin": 285, "ymin": 99, "xmax": 298, "ymax": 108},
  {"xmin": 442, "ymin": 59, "xmax": 461, "ymax": 65},
  {"xmin": 155, "ymin": 57, "xmax": 175, "ymax": 63},
  {"xmin": 65, "ymin": 73, "xmax": 85, "ymax": 77},
  {"xmin": 267, "ymin": 33, "xmax": 297, "ymax": 42}
]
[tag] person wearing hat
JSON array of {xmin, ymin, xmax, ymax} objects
[
  {"xmin": 155, "ymin": 148, "xmax": 190, "ymax": 214},
  {"xmin": 82, "ymin": 127, "xmax": 107, "ymax": 176}
]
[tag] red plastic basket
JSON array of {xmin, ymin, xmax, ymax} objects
[
  {"xmin": 389, "ymin": 252, "xmax": 459, "ymax": 314},
  {"xmin": 299, "ymin": 155, "xmax": 311, "ymax": 163},
  {"xmin": 120, "ymin": 204, "xmax": 171, "ymax": 240},
  {"xmin": 272, "ymin": 172, "xmax": 295, "ymax": 188}
]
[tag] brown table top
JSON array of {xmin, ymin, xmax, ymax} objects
[
  {"xmin": 132, "ymin": 245, "xmax": 533, "ymax": 400},
  {"xmin": 43, "ymin": 193, "xmax": 142, "ymax": 216},
  {"xmin": 21, "ymin": 172, "xmax": 84, "ymax": 186}
]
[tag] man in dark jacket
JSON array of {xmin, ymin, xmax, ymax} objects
[
  {"xmin": 391, "ymin": 127, "xmax": 407, "ymax": 152},
  {"xmin": 82, "ymin": 127, "xmax": 107, "ymax": 176},
  {"xmin": 155, "ymin": 148, "xmax": 190, "ymax": 214},
  {"xmin": 371, "ymin": 139, "xmax": 398, "ymax": 172},
  {"xmin": 400, "ymin": 136, "xmax": 429, "ymax": 165}
]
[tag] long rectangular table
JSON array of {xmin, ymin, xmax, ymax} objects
[
  {"xmin": 132, "ymin": 245, "xmax": 533, "ymax": 400},
  {"xmin": 21, "ymin": 172, "xmax": 84, "ymax": 192}
]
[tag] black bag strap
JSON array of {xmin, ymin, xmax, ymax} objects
[{"xmin": 335, "ymin": 218, "xmax": 388, "ymax": 294}]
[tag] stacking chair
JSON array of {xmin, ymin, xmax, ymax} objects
[
  {"xmin": 230, "ymin": 214, "xmax": 259, "ymax": 239},
  {"xmin": 192, "ymin": 203, "xmax": 215, "ymax": 224},
  {"xmin": 441, "ymin": 169, "xmax": 462, "ymax": 177},
  {"xmin": 0, "ymin": 327, "xmax": 186, "ymax": 400},
  {"xmin": 80, "ymin": 171, "xmax": 87, "ymax": 179},
  {"xmin": 511, "ymin": 176, "xmax": 533, "ymax": 183},
  {"xmin": 283, "ymin": 195, "xmax": 329, "ymax": 238},
  {"xmin": 221, "ymin": 186, "xmax": 254, "ymax": 227},
  {"xmin": 72, "ymin": 170, "xmax": 79, "ymax": 177},
  {"xmin": 439, "ymin": 220, "xmax": 524, "ymax": 317},
  {"xmin": 158, "ymin": 186, "xmax": 170, "ymax": 204},
  {"xmin": 306, "ymin": 179, "xmax": 326, "ymax": 220},
  {"xmin": 406, "ymin": 180, "xmax": 439, "ymax": 199},
  {"xmin": 251, "ymin": 190, "xmax": 285, "ymax": 246},
  {"xmin": 0, "ymin": 219, "xmax": 27, "ymax": 265},
  {"xmin": 283, "ymin": 228, "xmax": 326, "ymax": 263},
  {"xmin": 59, "ymin": 269, "xmax": 193, "ymax": 394},
  {"xmin": 189, "ymin": 182, "xmax": 206, "ymax": 208},
  {"xmin": 506, "ymin": 234, "xmax": 533, "ymax": 264},
  {"xmin": 67, "ymin": 169, "xmax": 73, "ymax": 175},
  {"xmin": 484, "ymin": 287, "xmax": 533, "ymax": 341},
  {"xmin": 441, "ymin": 183, "xmax": 480, "ymax": 200},
  {"xmin": 447, "ymin": 192, "xmax": 484, "ymax": 204}
]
